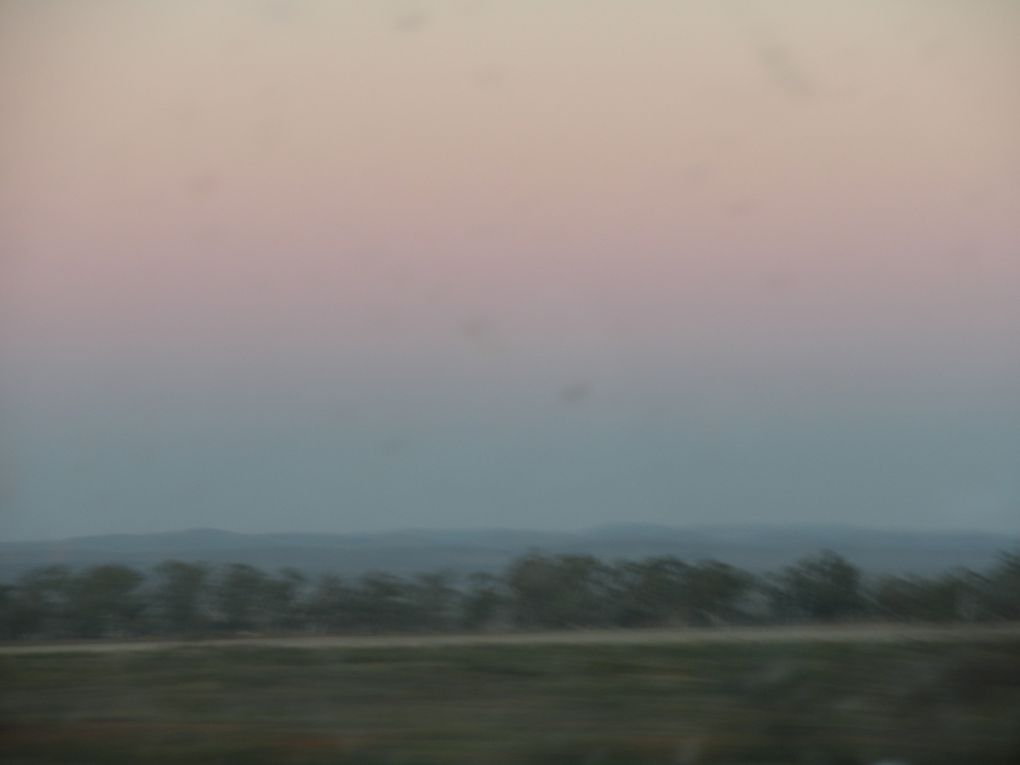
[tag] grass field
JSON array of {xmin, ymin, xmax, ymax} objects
[{"xmin": 3, "ymin": 636, "xmax": 1020, "ymax": 764}]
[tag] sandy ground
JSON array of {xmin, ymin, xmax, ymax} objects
[{"xmin": 3, "ymin": 622, "xmax": 1020, "ymax": 654}]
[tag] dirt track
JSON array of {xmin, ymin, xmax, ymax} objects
[{"xmin": 4, "ymin": 622, "xmax": 1020, "ymax": 654}]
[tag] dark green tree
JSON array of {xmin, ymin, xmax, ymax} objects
[
  {"xmin": 11, "ymin": 565, "xmax": 75, "ymax": 638},
  {"xmin": 409, "ymin": 571, "xmax": 459, "ymax": 631},
  {"xmin": 610, "ymin": 556, "xmax": 691, "ymax": 627},
  {"xmin": 772, "ymin": 551, "xmax": 865, "ymax": 622},
  {"xmin": 351, "ymin": 572, "xmax": 417, "ymax": 632},
  {"xmin": 461, "ymin": 571, "xmax": 510, "ymax": 630},
  {"xmin": 263, "ymin": 567, "xmax": 309, "ymax": 631},
  {"xmin": 873, "ymin": 573, "xmax": 974, "ymax": 622},
  {"xmin": 683, "ymin": 560, "xmax": 754, "ymax": 625},
  {"xmin": 506, "ymin": 553, "xmax": 613, "ymax": 628},
  {"xmin": 308, "ymin": 574, "xmax": 357, "ymax": 632},
  {"xmin": 68, "ymin": 564, "xmax": 146, "ymax": 638},
  {"xmin": 983, "ymin": 551, "xmax": 1020, "ymax": 620},
  {"xmin": 212, "ymin": 563, "xmax": 270, "ymax": 632},
  {"xmin": 151, "ymin": 561, "xmax": 211, "ymax": 635},
  {"xmin": 0, "ymin": 583, "xmax": 26, "ymax": 639}
]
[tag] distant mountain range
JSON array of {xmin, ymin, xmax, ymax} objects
[{"xmin": 1, "ymin": 525, "xmax": 1016, "ymax": 580}]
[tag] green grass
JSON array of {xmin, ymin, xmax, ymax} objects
[{"xmin": 3, "ymin": 641, "xmax": 1020, "ymax": 763}]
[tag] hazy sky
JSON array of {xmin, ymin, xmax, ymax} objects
[{"xmin": 2, "ymin": 0, "xmax": 1018, "ymax": 540}]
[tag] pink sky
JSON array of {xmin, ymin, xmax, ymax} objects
[{"xmin": 2, "ymin": 1, "xmax": 1018, "ymax": 538}]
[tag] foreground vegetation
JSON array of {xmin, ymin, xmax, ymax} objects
[
  {"xmin": 3, "ymin": 639, "xmax": 1020, "ymax": 764},
  {"xmin": 2, "ymin": 550, "xmax": 1019, "ymax": 641}
]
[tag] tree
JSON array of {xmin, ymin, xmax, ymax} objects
[
  {"xmin": 212, "ymin": 563, "xmax": 270, "ymax": 633},
  {"xmin": 351, "ymin": 572, "xmax": 418, "ymax": 633},
  {"xmin": 683, "ymin": 560, "xmax": 754, "ymax": 625},
  {"xmin": 13, "ymin": 565, "xmax": 75, "ymax": 638},
  {"xmin": 151, "ymin": 561, "xmax": 211, "ymax": 635},
  {"xmin": 68, "ymin": 565, "xmax": 146, "ymax": 638},
  {"xmin": 0, "ymin": 583, "xmax": 26, "ymax": 639},
  {"xmin": 772, "ymin": 551, "xmax": 865, "ymax": 622},
  {"xmin": 873, "ymin": 573, "xmax": 970, "ymax": 622},
  {"xmin": 262, "ymin": 567, "xmax": 309, "ymax": 631},
  {"xmin": 461, "ymin": 571, "xmax": 510, "ymax": 630},
  {"xmin": 308, "ymin": 574, "xmax": 357, "ymax": 633},
  {"xmin": 506, "ymin": 553, "xmax": 613, "ymax": 628},
  {"xmin": 983, "ymin": 551, "xmax": 1020, "ymax": 620},
  {"xmin": 408, "ymin": 571, "xmax": 459, "ymax": 632},
  {"xmin": 610, "ymin": 556, "xmax": 691, "ymax": 627}
]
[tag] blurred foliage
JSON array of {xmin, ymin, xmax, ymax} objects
[{"xmin": 1, "ymin": 550, "xmax": 1019, "ymax": 640}]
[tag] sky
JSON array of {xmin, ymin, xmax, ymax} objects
[{"xmin": 1, "ymin": 0, "xmax": 1018, "ymax": 540}]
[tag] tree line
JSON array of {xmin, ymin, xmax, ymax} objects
[{"xmin": 1, "ymin": 550, "xmax": 1018, "ymax": 640}]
